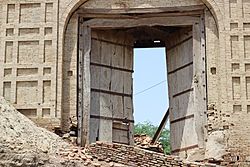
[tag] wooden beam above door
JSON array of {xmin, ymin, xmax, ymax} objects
[
  {"xmin": 77, "ymin": 5, "xmax": 205, "ymax": 15},
  {"xmin": 82, "ymin": 16, "xmax": 200, "ymax": 29}
]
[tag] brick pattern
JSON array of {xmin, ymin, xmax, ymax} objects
[
  {"xmin": 226, "ymin": 0, "xmax": 250, "ymax": 162},
  {"xmin": 204, "ymin": 0, "xmax": 250, "ymax": 164},
  {"xmin": 0, "ymin": 1, "xmax": 59, "ymax": 128},
  {"xmin": 227, "ymin": 0, "xmax": 250, "ymax": 116},
  {"xmin": 86, "ymin": 142, "xmax": 216, "ymax": 167}
]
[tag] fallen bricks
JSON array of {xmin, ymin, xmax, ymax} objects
[
  {"xmin": 59, "ymin": 142, "xmax": 218, "ymax": 167},
  {"xmin": 134, "ymin": 134, "xmax": 164, "ymax": 153},
  {"xmin": 0, "ymin": 96, "xmax": 220, "ymax": 167}
]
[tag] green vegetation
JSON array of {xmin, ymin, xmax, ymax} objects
[{"xmin": 134, "ymin": 121, "xmax": 171, "ymax": 154}]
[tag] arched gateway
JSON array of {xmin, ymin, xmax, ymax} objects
[
  {"xmin": 2, "ymin": 0, "xmax": 250, "ymax": 164},
  {"xmin": 61, "ymin": 0, "xmax": 216, "ymax": 160}
]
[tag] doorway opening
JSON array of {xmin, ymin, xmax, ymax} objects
[
  {"xmin": 133, "ymin": 47, "xmax": 168, "ymax": 126},
  {"xmin": 133, "ymin": 46, "xmax": 170, "ymax": 154},
  {"xmin": 77, "ymin": 12, "xmax": 207, "ymax": 158}
]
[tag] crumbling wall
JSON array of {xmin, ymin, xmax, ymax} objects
[{"xmin": 204, "ymin": 0, "xmax": 250, "ymax": 165}]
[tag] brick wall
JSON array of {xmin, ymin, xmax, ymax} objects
[{"xmin": 86, "ymin": 142, "xmax": 216, "ymax": 167}]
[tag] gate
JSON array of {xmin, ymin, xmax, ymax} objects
[
  {"xmin": 166, "ymin": 17, "xmax": 206, "ymax": 157},
  {"xmin": 77, "ymin": 7, "xmax": 207, "ymax": 155}
]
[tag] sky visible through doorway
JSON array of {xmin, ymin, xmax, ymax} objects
[{"xmin": 133, "ymin": 48, "xmax": 169, "ymax": 127}]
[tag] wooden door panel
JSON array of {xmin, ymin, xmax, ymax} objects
[
  {"xmin": 111, "ymin": 70, "xmax": 124, "ymax": 93},
  {"xmin": 171, "ymin": 117, "xmax": 198, "ymax": 152},
  {"xmin": 171, "ymin": 66, "xmax": 193, "ymax": 95},
  {"xmin": 124, "ymin": 47, "xmax": 133, "ymax": 70},
  {"xmin": 91, "ymin": 39, "xmax": 101, "ymax": 63},
  {"xmin": 111, "ymin": 45, "xmax": 124, "ymax": 67},
  {"xmin": 167, "ymin": 28, "xmax": 198, "ymax": 156},
  {"xmin": 111, "ymin": 95, "xmax": 124, "ymax": 118},
  {"xmin": 99, "ymin": 68, "xmax": 111, "ymax": 91},
  {"xmin": 89, "ymin": 29, "xmax": 134, "ymax": 144},
  {"xmin": 113, "ymin": 122, "xmax": 129, "ymax": 144},
  {"xmin": 171, "ymin": 91, "xmax": 195, "ymax": 120},
  {"xmin": 101, "ymin": 42, "xmax": 113, "ymax": 65},
  {"xmin": 90, "ymin": 66, "xmax": 100, "ymax": 89},
  {"xmin": 98, "ymin": 93, "xmax": 112, "ymax": 142},
  {"xmin": 167, "ymin": 18, "xmax": 206, "ymax": 157},
  {"xmin": 123, "ymin": 72, "xmax": 133, "ymax": 94},
  {"xmin": 167, "ymin": 31, "xmax": 193, "ymax": 72}
]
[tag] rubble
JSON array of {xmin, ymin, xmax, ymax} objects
[
  {"xmin": 0, "ymin": 97, "xmax": 101, "ymax": 167},
  {"xmin": 0, "ymin": 96, "xmax": 70, "ymax": 166},
  {"xmin": 0, "ymin": 96, "xmax": 218, "ymax": 166},
  {"xmin": 134, "ymin": 134, "xmax": 164, "ymax": 153},
  {"xmin": 0, "ymin": 98, "xmax": 70, "ymax": 154},
  {"xmin": 85, "ymin": 142, "xmax": 217, "ymax": 167}
]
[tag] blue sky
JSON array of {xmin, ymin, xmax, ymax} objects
[{"xmin": 133, "ymin": 48, "xmax": 169, "ymax": 126}]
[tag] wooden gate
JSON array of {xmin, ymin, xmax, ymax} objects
[
  {"xmin": 166, "ymin": 18, "xmax": 206, "ymax": 157},
  {"xmin": 88, "ymin": 29, "xmax": 134, "ymax": 145},
  {"xmin": 77, "ymin": 8, "xmax": 206, "ymax": 149}
]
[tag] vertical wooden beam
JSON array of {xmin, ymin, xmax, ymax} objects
[
  {"xmin": 193, "ymin": 13, "xmax": 207, "ymax": 149},
  {"xmin": 77, "ymin": 16, "xmax": 84, "ymax": 146},
  {"xmin": 82, "ymin": 25, "xmax": 91, "ymax": 146},
  {"xmin": 200, "ymin": 13, "xmax": 208, "ymax": 145},
  {"xmin": 77, "ymin": 17, "xmax": 91, "ymax": 146}
]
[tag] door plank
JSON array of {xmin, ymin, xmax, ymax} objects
[{"xmin": 89, "ymin": 30, "xmax": 134, "ymax": 144}]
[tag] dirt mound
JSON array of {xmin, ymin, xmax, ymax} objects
[
  {"xmin": 0, "ymin": 97, "xmax": 72, "ymax": 166},
  {"xmin": 0, "ymin": 97, "xmax": 123, "ymax": 167},
  {"xmin": 0, "ymin": 97, "xmax": 69, "ymax": 154}
]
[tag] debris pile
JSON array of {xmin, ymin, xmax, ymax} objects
[
  {"xmin": 0, "ymin": 96, "xmax": 217, "ymax": 167},
  {"xmin": 59, "ymin": 145, "xmax": 127, "ymax": 167},
  {"xmin": 0, "ymin": 97, "xmax": 70, "ymax": 154},
  {"xmin": 0, "ymin": 96, "xmax": 126, "ymax": 167},
  {"xmin": 134, "ymin": 134, "xmax": 164, "ymax": 153},
  {"xmin": 0, "ymin": 97, "xmax": 70, "ymax": 166},
  {"xmin": 59, "ymin": 147, "xmax": 92, "ymax": 165},
  {"xmin": 85, "ymin": 142, "xmax": 216, "ymax": 167}
]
